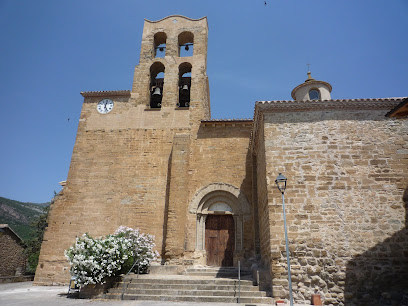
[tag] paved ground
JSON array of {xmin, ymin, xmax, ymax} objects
[{"xmin": 0, "ymin": 281, "xmax": 278, "ymax": 306}]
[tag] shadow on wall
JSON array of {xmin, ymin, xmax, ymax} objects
[{"xmin": 345, "ymin": 186, "xmax": 408, "ymax": 305}]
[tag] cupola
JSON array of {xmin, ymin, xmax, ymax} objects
[{"xmin": 291, "ymin": 71, "xmax": 332, "ymax": 101}]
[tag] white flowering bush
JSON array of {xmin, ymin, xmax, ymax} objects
[{"xmin": 64, "ymin": 226, "xmax": 159, "ymax": 287}]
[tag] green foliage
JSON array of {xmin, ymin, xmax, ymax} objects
[{"xmin": 24, "ymin": 205, "xmax": 49, "ymax": 274}]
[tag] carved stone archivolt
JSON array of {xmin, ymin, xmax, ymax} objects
[{"xmin": 189, "ymin": 182, "xmax": 250, "ymax": 214}]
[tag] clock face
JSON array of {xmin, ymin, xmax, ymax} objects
[{"xmin": 97, "ymin": 99, "xmax": 114, "ymax": 114}]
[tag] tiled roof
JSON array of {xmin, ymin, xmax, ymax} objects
[
  {"xmin": 256, "ymin": 97, "xmax": 405, "ymax": 105},
  {"xmin": 254, "ymin": 97, "xmax": 405, "ymax": 113},
  {"xmin": 0, "ymin": 224, "xmax": 23, "ymax": 242},
  {"xmin": 80, "ymin": 90, "xmax": 131, "ymax": 97}
]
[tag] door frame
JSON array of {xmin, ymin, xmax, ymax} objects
[{"xmin": 189, "ymin": 183, "xmax": 251, "ymax": 267}]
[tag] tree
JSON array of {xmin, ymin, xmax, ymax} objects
[{"xmin": 24, "ymin": 203, "xmax": 49, "ymax": 273}]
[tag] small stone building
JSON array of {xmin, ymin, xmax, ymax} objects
[
  {"xmin": 34, "ymin": 15, "xmax": 408, "ymax": 304},
  {"xmin": 0, "ymin": 224, "xmax": 26, "ymax": 277}
]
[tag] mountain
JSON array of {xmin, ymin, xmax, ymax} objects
[{"xmin": 0, "ymin": 196, "xmax": 50, "ymax": 241}]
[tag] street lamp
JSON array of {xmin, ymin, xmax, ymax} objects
[{"xmin": 275, "ymin": 173, "xmax": 293, "ymax": 306}]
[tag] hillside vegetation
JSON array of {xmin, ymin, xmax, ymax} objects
[{"xmin": 0, "ymin": 196, "xmax": 49, "ymax": 241}]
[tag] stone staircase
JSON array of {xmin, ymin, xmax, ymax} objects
[{"xmin": 104, "ymin": 266, "xmax": 274, "ymax": 304}]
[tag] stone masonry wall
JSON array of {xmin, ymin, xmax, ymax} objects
[
  {"xmin": 34, "ymin": 96, "xmax": 192, "ymax": 284},
  {"xmin": 35, "ymin": 16, "xmax": 218, "ymax": 284},
  {"xmin": 261, "ymin": 110, "xmax": 408, "ymax": 305},
  {"xmin": 0, "ymin": 230, "xmax": 26, "ymax": 277},
  {"xmin": 254, "ymin": 119, "xmax": 273, "ymax": 267},
  {"xmin": 34, "ymin": 15, "xmax": 260, "ymax": 284},
  {"xmin": 35, "ymin": 119, "xmax": 255, "ymax": 284},
  {"xmin": 164, "ymin": 134, "xmax": 191, "ymax": 260},
  {"xmin": 184, "ymin": 124, "xmax": 254, "ymax": 262}
]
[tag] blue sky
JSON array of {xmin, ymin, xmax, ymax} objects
[{"xmin": 1, "ymin": 0, "xmax": 407, "ymax": 203}]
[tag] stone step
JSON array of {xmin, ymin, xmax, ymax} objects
[
  {"xmin": 183, "ymin": 271, "xmax": 252, "ymax": 277},
  {"xmin": 122, "ymin": 277, "xmax": 254, "ymax": 286},
  {"xmin": 108, "ymin": 288, "xmax": 266, "ymax": 297},
  {"xmin": 184, "ymin": 267, "xmax": 250, "ymax": 271},
  {"xmin": 183, "ymin": 267, "xmax": 252, "ymax": 277},
  {"xmin": 105, "ymin": 293, "xmax": 274, "ymax": 304},
  {"xmin": 112, "ymin": 282, "xmax": 260, "ymax": 291},
  {"xmin": 105, "ymin": 267, "xmax": 272, "ymax": 304}
]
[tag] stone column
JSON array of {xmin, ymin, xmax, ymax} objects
[
  {"xmin": 196, "ymin": 213, "xmax": 202, "ymax": 249},
  {"xmin": 201, "ymin": 214, "xmax": 208, "ymax": 250}
]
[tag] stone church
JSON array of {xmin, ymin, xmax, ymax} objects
[{"xmin": 35, "ymin": 15, "xmax": 408, "ymax": 304}]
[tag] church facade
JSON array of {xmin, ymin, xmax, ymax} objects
[{"xmin": 35, "ymin": 15, "xmax": 408, "ymax": 304}]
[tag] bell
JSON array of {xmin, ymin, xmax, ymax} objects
[
  {"xmin": 152, "ymin": 87, "xmax": 161, "ymax": 96},
  {"xmin": 185, "ymin": 102, "xmax": 189, "ymax": 107},
  {"xmin": 185, "ymin": 45, "xmax": 189, "ymax": 51},
  {"xmin": 181, "ymin": 84, "xmax": 189, "ymax": 91}
]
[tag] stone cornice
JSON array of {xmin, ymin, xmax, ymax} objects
[
  {"xmin": 256, "ymin": 97, "xmax": 404, "ymax": 112},
  {"xmin": 145, "ymin": 15, "xmax": 207, "ymax": 24},
  {"xmin": 145, "ymin": 15, "xmax": 208, "ymax": 30},
  {"xmin": 80, "ymin": 90, "xmax": 131, "ymax": 98},
  {"xmin": 201, "ymin": 119, "xmax": 252, "ymax": 128},
  {"xmin": 251, "ymin": 97, "xmax": 407, "ymax": 155}
]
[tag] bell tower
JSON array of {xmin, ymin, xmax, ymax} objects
[{"xmin": 131, "ymin": 15, "xmax": 210, "ymax": 123}]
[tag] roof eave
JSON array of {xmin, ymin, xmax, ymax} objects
[
  {"xmin": 80, "ymin": 90, "xmax": 131, "ymax": 98},
  {"xmin": 385, "ymin": 97, "xmax": 408, "ymax": 117},
  {"xmin": 0, "ymin": 224, "xmax": 23, "ymax": 243},
  {"xmin": 256, "ymin": 97, "xmax": 406, "ymax": 113}
]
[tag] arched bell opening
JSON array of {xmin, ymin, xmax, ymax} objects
[
  {"xmin": 150, "ymin": 62, "xmax": 165, "ymax": 108},
  {"xmin": 178, "ymin": 62, "xmax": 191, "ymax": 108},
  {"xmin": 178, "ymin": 31, "xmax": 194, "ymax": 57},
  {"xmin": 153, "ymin": 32, "xmax": 167, "ymax": 58}
]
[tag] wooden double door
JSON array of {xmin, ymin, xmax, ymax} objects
[{"xmin": 205, "ymin": 215, "xmax": 235, "ymax": 267}]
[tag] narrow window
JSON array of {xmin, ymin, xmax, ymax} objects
[
  {"xmin": 178, "ymin": 31, "xmax": 194, "ymax": 57},
  {"xmin": 309, "ymin": 89, "xmax": 320, "ymax": 100},
  {"xmin": 178, "ymin": 63, "xmax": 191, "ymax": 108},
  {"xmin": 154, "ymin": 32, "xmax": 167, "ymax": 58},
  {"xmin": 150, "ymin": 62, "xmax": 165, "ymax": 108}
]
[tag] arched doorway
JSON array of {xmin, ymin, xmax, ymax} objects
[
  {"xmin": 205, "ymin": 204, "xmax": 235, "ymax": 266},
  {"xmin": 189, "ymin": 183, "xmax": 251, "ymax": 267}
]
